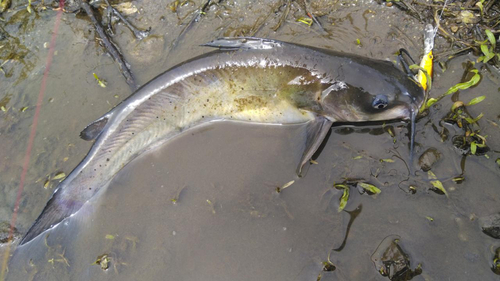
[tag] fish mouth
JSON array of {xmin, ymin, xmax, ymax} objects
[{"xmin": 392, "ymin": 88, "xmax": 425, "ymax": 122}]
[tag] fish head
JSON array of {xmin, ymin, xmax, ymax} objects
[{"xmin": 319, "ymin": 69, "xmax": 424, "ymax": 123}]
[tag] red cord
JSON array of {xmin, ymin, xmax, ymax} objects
[{"xmin": 0, "ymin": 1, "xmax": 65, "ymax": 279}]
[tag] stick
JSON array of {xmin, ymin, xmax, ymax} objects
[
  {"xmin": 103, "ymin": 0, "xmax": 150, "ymax": 40},
  {"xmin": 81, "ymin": 0, "xmax": 137, "ymax": 91}
]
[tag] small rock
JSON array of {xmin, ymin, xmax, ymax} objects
[
  {"xmin": 479, "ymin": 213, "xmax": 500, "ymax": 239},
  {"xmin": 371, "ymin": 235, "xmax": 422, "ymax": 280},
  {"xmin": 418, "ymin": 148, "xmax": 442, "ymax": 172},
  {"xmin": 64, "ymin": 0, "xmax": 83, "ymax": 13}
]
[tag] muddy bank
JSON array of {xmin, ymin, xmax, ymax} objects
[{"xmin": 1, "ymin": 0, "xmax": 500, "ymax": 280}]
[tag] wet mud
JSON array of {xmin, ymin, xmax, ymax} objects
[{"xmin": 1, "ymin": 0, "xmax": 500, "ymax": 280}]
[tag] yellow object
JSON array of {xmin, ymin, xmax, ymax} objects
[
  {"xmin": 417, "ymin": 24, "xmax": 435, "ymax": 91},
  {"xmin": 418, "ymin": 50, "xmax": 433, "ymax": 91}
]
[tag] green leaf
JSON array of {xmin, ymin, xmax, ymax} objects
[
  {"xmin": 26, "ymin": 0, "xmax": 32, "ymax": 13},
  {"xmin": 465, "ymin": 113, "xmax": 484, "ymax": 124},
  {"xmin": 471, "ymin": 141, "xmax": 477, "ymax": 154},
  {"xmin": 467, "ymin": 95, "xmax": 485, "ymax": 106},
  {"xmin": 358, "ymin": 182, "xmax": 381, "ymax": 194},
  {"xmin": 105, "ymin": 234, "xmax": 115, "ymax": 240},
  {"xmin": 484, "ymin": 52, "xmax": 495, "ymax": 64},
  {"xmin": 445, "ymin": 69, "xmax": 480, "ymax": 95},
  {"xmin": 338, "ymin": 188, "xmax": 349, "ymax": 212},
  {"xmin": 474, "ymin": 113, "xmax": 484, "ymax": 123},
  {"xmin": 496, "ymin": 158, "xmax": 500, "ymax": 167},
  {"xmin": 481, "ymin": 44, "xmax": 491, "ymax": 57},
  {"xmin": 428, "ymin": 171, "xmax": 448, "ymax": 197},
  {"xmin": 485, "ymin": 29, "xmax": 496, "ymax": 49},
  {"xmin": 476, "ymin": 2, "xmax": 484, "ymax": 14},
  {"xmin": 380, "ymin": 158, "xmax": 395, "ymax": 163},
  {"xmin": 334, "ymin": 183, "xmax": 348, "ymax": 189},
  {"xmin": 464, "ymin": 117, "xmax": 475, "ymax": 123},
  {"xmin": 52, "ymin": 172, "xmax": 66, "ymax": 181},
  {"xmin": 93, "ymin": 73, "xmax": 107, "ymax": 88},
  {"xmin": 425, "ymin": 98, "xmax": 438, "ymax": 109}
]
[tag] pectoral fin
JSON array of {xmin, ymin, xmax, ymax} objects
[{"xmin": 297, "ymin": 115, "xmax": 333, "ymax": 177}]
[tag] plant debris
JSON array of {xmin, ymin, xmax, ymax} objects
[
  {"xmin": 357, "ymin": 182, "xmax": 381, "ymax": 195},
  {"xmin": 371, "ymin": 235, "xmax": 423, "ymax": 280},
  {"xmin": 377, "ymin": 1, "xmax": 500, "ymax": 67},
  {"xmin": 427, "ymin": 170, "xmax": 448, "ymax": 197},
  {"xmin": 93, "ymin": 254, "xmax": 111, "ymax": 271}
]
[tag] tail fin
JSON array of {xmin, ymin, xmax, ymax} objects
[{"xmin": 19, "ymin": 189, "xmax": 82, "ymax": 246}]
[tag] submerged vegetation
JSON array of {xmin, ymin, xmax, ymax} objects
[{"xmin": 334, "ymin": 181, "xmax": 380, "ymax": 212}]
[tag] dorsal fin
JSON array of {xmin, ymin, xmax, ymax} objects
[
  {"xmin": 201, "ymin": 37, "xmax": 283, "ymax": 51},
  {"xmin": 80, "ymin": 115, "xmax": 110, "ymax": 141}
]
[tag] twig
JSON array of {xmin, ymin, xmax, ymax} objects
[
  {"xmin": 103, "ymin": 0, "xmax": 150, "ymax": 40},
  {"xmin": 272, "ymin": 0, "xmax": 292, "ymax": 31},
  {"xmin": 295, "ymin": 0, "xmax": 325, "ymax": 32},
  {"xmin": 81, "ymin": 0, "xmax": 137, "ymax": 91},
  {"xmin": 170, "ymin": 0, "xmax": 214, "ymax": 50},
  {"xmin": 390, "ymin": 0, "xmax": 423, "ymax": 21},
  {"xmin": 484, "ymin": 0, "xmax": 496, "ymax": 13},
  {"xmin": 433, "ymin": 10, "xmax": 478, "ymax": 53},
  {"xmin": 433, "ymin": 47, "xmax": 472, "ymax": 60}
]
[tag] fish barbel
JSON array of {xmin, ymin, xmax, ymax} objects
[{"xmin": 19, "ymin": 37, "xmax": 424, "ymax": 245}]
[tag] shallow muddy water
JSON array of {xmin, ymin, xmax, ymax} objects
[{"xmin": 1, "ymin": 0, "xmax": 500, "ymax": 280}]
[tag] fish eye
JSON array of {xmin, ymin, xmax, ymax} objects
[{"xmin": 372, "ymin": 94, "xmax": 389, "ymax": 109}]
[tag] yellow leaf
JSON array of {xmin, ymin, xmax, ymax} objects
[{"xmin": 427, "ymin": 171, "xmax": 448, "ymax": 197}]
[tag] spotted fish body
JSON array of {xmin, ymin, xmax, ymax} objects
[{"xmin": 20, "ymin": 38, "xmax": 424, "ymax": 245}]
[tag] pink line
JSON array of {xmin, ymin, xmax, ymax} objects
[{"xmin": 1, "ymin": 0, "xmax": 65, "ymax": 278}]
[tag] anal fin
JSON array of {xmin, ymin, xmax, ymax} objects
[{"xmin": 297, "ymin": 114, "xmax": 333, "ymax": 177}]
